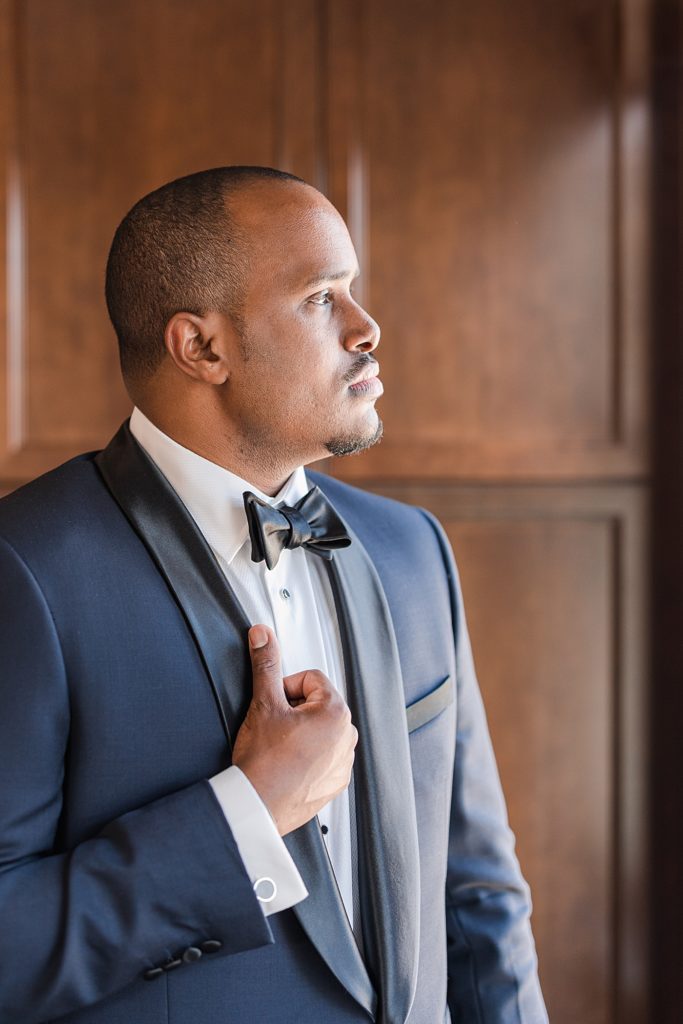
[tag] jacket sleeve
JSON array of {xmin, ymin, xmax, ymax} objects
[
  {"xmin": 418, "ymin": 510, "xmax": 549, "ymax": 1024},
  {"xmin": 0, "ymin": 535, "xmax": 274, "ymax": 1024}
]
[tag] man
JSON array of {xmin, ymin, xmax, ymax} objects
[{"xmin": 0, "ymin": 166, "xmax": 548, "ymax": 1023}]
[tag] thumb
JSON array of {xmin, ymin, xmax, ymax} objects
[{"xmin": 248, "ymin": 624, "xmax": 287, "ymax": 708}]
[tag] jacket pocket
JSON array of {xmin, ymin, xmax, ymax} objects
[{"xmin": 406, "ymin": 675, "xmax": 453, "ymax": 733}]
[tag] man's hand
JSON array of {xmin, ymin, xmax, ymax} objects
[{"xmin": 231, "ymin": 624, "xmax": 359, "ymax": 836}]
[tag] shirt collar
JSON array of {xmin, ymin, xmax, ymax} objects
[{"xmin": 128, "ymin": 406, "xmax": 311, "ymax": 565}]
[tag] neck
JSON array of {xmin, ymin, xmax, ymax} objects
[{"xmin": 134, "ymin": 403, "xmax": 304, "ymax": 497}]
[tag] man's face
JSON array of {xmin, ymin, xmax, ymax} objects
[{"xmin": 218, "ymin": 181, "xmax": 383, "ymax": 465}]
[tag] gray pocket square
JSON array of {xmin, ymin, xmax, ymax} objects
[{"xmin": 406, "ymin": 675, "xmax": 453, "ymax": 733}]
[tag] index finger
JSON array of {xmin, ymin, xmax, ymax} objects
[{"xmin": 283, "ymin": 668, "xmax": 336, "ymax": 705}]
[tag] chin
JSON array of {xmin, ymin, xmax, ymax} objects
[{"xmin": 323, "ymin": 417, "xmax": 384, "ymax": 458}]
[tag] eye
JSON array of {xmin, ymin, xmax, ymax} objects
[{"xmin": 309, "ymin": 289, "xmax": 333, "ymax": 306}]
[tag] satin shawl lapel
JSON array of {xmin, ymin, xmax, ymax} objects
[
  {"xmin": 323, "ymin": 528, "xmax": 421, "ymax": 1024},
  {"xmin": 283, "ymin": 822, "xmax": 376, "ymax": 1018},
  {"xmin": 95, "ymin": 422, "xmax": 251, "ymax": 747},
  {"xmin": 95, "ymin": 423, "xmax": 376, "ymax": 1019}
]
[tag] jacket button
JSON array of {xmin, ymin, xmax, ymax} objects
[
  {"xmin": 200, "ymin": 939, "xmax": 223, "ymax": 954},
  {"xmin": 143, "ymin": 967, "xmax": 164, "ymax": 981},
  {"xmin": 162, "ymin": 958, "xmax": 183, "ymax": 972},
  {"xmin": 183, "ymin": 946, "xmax": 203, "ymax": 964}
]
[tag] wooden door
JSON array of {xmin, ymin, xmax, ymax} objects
[{"xmin": 0, "ymin": 2, "xmax": 658, "ymax": 1021}]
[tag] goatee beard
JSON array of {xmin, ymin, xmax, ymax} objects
[{"xmin": 323, "ymin": 418, "xmax": 384, "ymax": 458}]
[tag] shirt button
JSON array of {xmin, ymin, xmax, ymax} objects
[
  {"xmin": 321, "ymin": 824, "xmax": 329, "ymax": 835},
  {"xmin": 279, "ymin": 587, "xmax": 291, "ymax": 601}
]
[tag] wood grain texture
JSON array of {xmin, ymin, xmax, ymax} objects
[
  {"xmin": 0, "ymin": 0, "xmax": 322, "ymax": 481},
  {"xmin": 327, "ymin": 0, "xmax": 651, "ymax": 481},
  {"xmin": 362, "ymin": 481, "xmax": 649, "ymax": 1024},
  {"xmin": 458, "ymin": 518, "xmax": 613, "ymax": 1024}
]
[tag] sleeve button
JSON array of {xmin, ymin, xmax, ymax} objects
[
  {"xmin": 200, "ymin": 939, "xmax": 223, "ymax": 954},
  {"xmin": 143, "ymin": 966, "xmax": 164, "ymax": 981},
  {"xmin": 162, "ymin": 958, "xmax": 183, "ymax": 972},
  {"xmin": 183, "ymin": 946, "xmax": 203, "ymax": 964}
]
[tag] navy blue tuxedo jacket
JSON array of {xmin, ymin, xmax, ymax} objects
[{"xmin": 0, "ymin": 423, "xmax": 547, "ymax": 1024}]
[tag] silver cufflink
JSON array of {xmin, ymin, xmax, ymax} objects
[{"xmin": 253, "ymin": 876, "xmax": 277, "ymax": 903}]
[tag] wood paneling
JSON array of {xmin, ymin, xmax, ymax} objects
[
  {"xmin": 367, "ymin": 482, "xmax": 649, "ymax": 1024},
  {"xmin": 0, "ymin": 2, "xmax": 659, "ymax": 1021},
  {"xmin": 0, "ymin": 0, "xmax": 322, "ymax": 483},
  {"xmin": 458, "ymin": 518, "xmax": 613, "ymax": 1024},
  {"xmin": 327, "ymin": 0, "xmax": 651, "ymax": 481}
]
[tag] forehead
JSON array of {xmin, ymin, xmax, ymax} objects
[{"xmin": 230, "ymin": 182, "xmax": 358, "ymax": 288}]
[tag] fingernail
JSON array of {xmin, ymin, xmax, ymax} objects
[{"xmin": 249, "ymin": 626, "xmax": 268, "ymax": 649}]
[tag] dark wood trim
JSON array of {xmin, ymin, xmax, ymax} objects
[{"xmin": 649, "ymin": 1, "xmax": 683, "ymax": 1022}]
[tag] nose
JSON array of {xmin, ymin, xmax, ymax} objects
[{"xmin": 343, "ymin": 307, "xmax": 380, "ymax": 354}]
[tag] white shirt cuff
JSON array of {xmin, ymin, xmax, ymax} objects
[{"xmin": 209, "ymin": 765, "xmax": 309, "ymax": 916}]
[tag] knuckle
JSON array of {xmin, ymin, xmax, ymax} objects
[
  {"xmin": 328, "ymin": 685, "xmax": 344, "ymax": 705},
  {"xmin": 329, "ymin": 696, "xmax": 347, "ymax": 721},
  {"xmin": 314, "ymin": 669, "xmax": 335, "ymax": 694},
  {"xmin": 254, "ymin": 653, "xmax": 279, "ymax": 675}
]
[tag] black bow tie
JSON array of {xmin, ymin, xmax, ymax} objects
[{"xmin": 243, "ymin": 485, "xmax": 352, "ymax": 571}]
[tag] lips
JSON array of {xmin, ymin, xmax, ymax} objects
[
  {"xmin": 348, "ymin": 360, "xmax": 380, "ymax": 385},
  {"xmin": 348, "ymin": 373, "xmax": 383, "ymax": 397}
]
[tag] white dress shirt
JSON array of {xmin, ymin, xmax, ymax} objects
[{"xmin": 129, "ymin": 408, "xmax": 354, "ymax": 926}]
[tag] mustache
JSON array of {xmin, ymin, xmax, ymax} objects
[{"xmin": 342, "ymin": 354, "xmax": 379, "ymax": 384}]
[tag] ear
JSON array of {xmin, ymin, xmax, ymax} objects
[{"xmin": 163, "ymin": 311, "xmax": 232, "ymax": 384}]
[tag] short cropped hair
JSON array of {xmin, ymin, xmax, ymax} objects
[{"xmin": 105, "ymin": 166, "xmax": 306, "ymax": 382}]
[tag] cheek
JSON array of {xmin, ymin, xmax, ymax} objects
[
  {"xmin": 279, "ymin": 340, "xmax": 338, "ymax": 392},
  {"xmin": 247, "ymin": 354, "xmax": 325, "ymax": 420},
  {"xmin": 244, "ymin": 316, "xmax": 340, "ymax": 405}
]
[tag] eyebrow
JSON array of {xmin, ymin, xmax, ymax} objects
[{"xmin": 301, "ymin": 267, "xmax": 361, "ymax": 290}]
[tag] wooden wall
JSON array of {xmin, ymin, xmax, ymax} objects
[{"xmin": 0, "ymin": 1, "xmax": 661, "ymax": 1021}]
